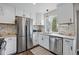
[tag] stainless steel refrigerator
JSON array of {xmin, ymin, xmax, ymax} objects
[{"xmin": 15, "ymin": 16, "xmax": 33, "ymax": 53}]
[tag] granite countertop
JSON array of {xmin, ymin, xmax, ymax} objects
[
  {"xmin": 40, "ymin": 33, "xmax": 75, "ymax": 39},
  {"xmin": 0, "ymin": 35, "xmax": 16, "ymax": 39},
  {"xmin": 0, "ymin": 37, "xmax": 4, "ymax": 39}
]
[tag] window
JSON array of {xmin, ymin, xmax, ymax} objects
[{"xmin": 49, "ymin": 16, "xmax": 58, "ymax": 32}]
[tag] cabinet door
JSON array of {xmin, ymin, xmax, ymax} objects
[
  {"xmin": 5, "ymin": 38, "xmax": 12, "ymax": 55},
  {"xmin": 32, "ymin": 13, "xmax": 37, "ymax": 25},
  {"xmin": 10, "ymin": 37, "xmax": 16, "ymax": 54},
  {"xmin": 36, "ymin": 13, "xmax": 44, "ymax": 25},
  {"xmin": 36, "ymin": 13, "xmax": 41, "ymax": 25},
  {"xmin": 57, "ymin": 3, "xmax": 73, "ymax": 23},
  {"xmin": 24, "ymin": 10, "xmax": 31, "ymax": 18},
  {"xmin": 43, "ymin": 35, "xmax": 49, "ymax": 50},
  {"xmin": 5, "ymin": 37, "xmax": 16, "ymax": 55},
  {"xmin": 2, "ymin": 6, "xmax": 15, "ymax": 24},
  {"xmin": 15, "ymin": 8, "xmax": 23, "ymax": 16},
  {"xmin": 63, "ymin": 39, "xmax": 73, "ymax": 55},
  {"xmin": 38, "ymin": 34, "xmax": 43, "ymax": 46},
  {"xmin": 33, "ymin": 32, "xmax": 38, "ymax": 46}
]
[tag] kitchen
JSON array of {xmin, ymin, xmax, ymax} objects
[{"xmin": 0, "ymin": 3, "xmax": 79, "ymax": 55}]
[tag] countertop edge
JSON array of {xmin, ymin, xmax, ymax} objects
[{"xmin": 40, "ymin": 33, "xmax": 75, "ymax": 39}]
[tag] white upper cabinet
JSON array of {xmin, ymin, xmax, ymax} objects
[
  {"xmin": 23, "ymin": 10, "xmax": 31, "ymax": 18},
  {"xmin": 15, "ymin": 8, "xmax": 32, "ymax": 18},
  {"xmin": 15, "ymin": 8, "xmax": 24, "ymax": 17},
  {"xmin": 0, "ymin": 5, "xmax": 15, "ymax": 24},
  {"xmin": 35, "ymin": 13, "xmax": 44, "ymax": 25},
  {"xmin": 57, "ymin": 3, "xmax": 73, "ymax": 24},
  {"xmin": 32, "ymin": 13, "xmax": 36, "ymax": 25},
  {"xmin": 43, "ymin": 35, "xmax": 49, "ymax": 50}
]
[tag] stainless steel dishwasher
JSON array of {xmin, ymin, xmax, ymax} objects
[{"xmin": 49, "ymin": 36, "xmax": 63, "ymax": 55}]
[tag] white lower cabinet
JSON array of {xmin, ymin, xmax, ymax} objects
[
  {"xmin": 39, "ymin": 35, "xmax": 49, "ymax": 50},
  {"xmin": 43, "ymin": 35, "xmax": 49, "ymax": 50},
  {"xmin": 4, "ymin": 37, "xmax": 16, "ymax": 55},
  {"xmin": 33, "ymin": 32, "xmax": 39, "ymax": 46},
  {"xmin": 63, "ymin": 39, "xmax": 73, "ymax": 55},
  {"xmin": 38, "ymin": 34, "xmax": 43, "ymax": 46}
]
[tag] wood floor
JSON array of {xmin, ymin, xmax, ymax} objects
[
  {"xmin": 16, "ymin": 50, "xmax": 33, "ymax": 55},
  {"xmin": 16, "ymin": 45, "xmax": 39, "ymax": 55},
  {"xmin": 16, "ymin": 45, "xmax": 54, "ymax": 55}
]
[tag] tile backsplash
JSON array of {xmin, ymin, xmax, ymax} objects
[
  {"xmin": 0, "ymin": 24, "xmax": 16, "ymax": 36},
  {"xmin": 58, "ymin": 24, "xmax": 75, "ymax": 36},
  {"xmin": 33, "ymin": 25, "xmax": 44, "ymax": 32}
]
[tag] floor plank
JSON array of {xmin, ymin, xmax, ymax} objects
[
  {"xmin": 16, "ymin": 46, "xmax": 54, "ymax": 55},
  {"xmin": 16, "ymin": 50, "xmax": 33, "ymax": 55}
]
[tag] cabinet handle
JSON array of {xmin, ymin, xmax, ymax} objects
[
  {"xmin": 65, "ymin": 40, "xmax": 70, "ymax": 42},
  {"xmin": 71, "ymin": 46, "xmax": 72, "ymax": 51},
  {"xmin": 42, "ymin": 38, "xmax": 43, "ymax": 40},
  {"xmin": 70, "ymin": 18, "xmax": 72, "ymax": 22}
]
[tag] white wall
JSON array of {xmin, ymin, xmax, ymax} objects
[{"xmin": 73, "ymin": 3, "xmax": 79, "ymax": 55}]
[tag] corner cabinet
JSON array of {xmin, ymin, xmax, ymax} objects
[
  {"xmin": 63, "ymin": 39, "xmax": 73, "ymax": 55},
  {"xmin": 57, "ymin": 3, "xmax": 74, "ymax": 24}
]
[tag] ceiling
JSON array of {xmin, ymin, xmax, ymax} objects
[{"xmin": 4, "ymin": 3, "xmax": 58, "ymax": 13}]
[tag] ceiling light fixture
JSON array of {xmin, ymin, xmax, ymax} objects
[{"xmin": 33, "ymin": 3, "xmax": 36, "ymax": 5}]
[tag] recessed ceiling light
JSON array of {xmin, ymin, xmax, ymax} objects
[{"xmin": 33, "ymin": 3, "xmax": 36, "ymax": 5}]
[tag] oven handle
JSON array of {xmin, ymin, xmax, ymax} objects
[{"xmin": 1, "ymin": 40, "xmax": 7, "ymax": 50}]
